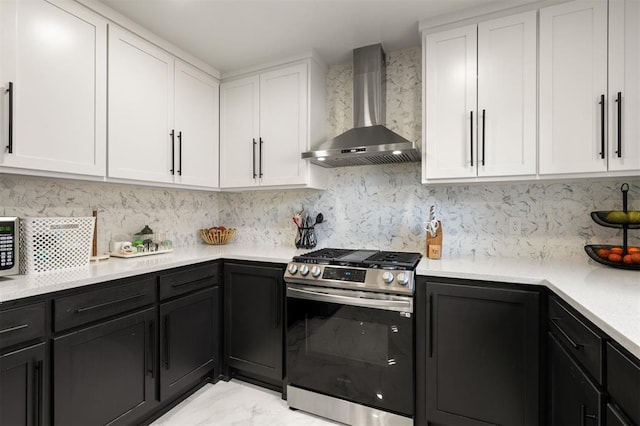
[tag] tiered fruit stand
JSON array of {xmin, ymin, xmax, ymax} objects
[{"xmin": 585, "ymin": 183, "xmax": 640, "ymax": 270}]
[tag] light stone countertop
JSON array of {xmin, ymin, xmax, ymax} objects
[{"xmin": 1, "ymin": 245, "xmax": 638, "ymax": 359}]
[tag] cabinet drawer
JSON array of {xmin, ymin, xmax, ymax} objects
[
  {"xmin": 54, "ymin": 277, "xmax": 156, "ymax": 332},
  {"xmin": 159, "ymin": 262, "xmax": 219, "ymax": 300},
  {"xmin": 548, "ymin": 297, "xmax": 603, "ymax": 383},
  {"xmin": 607, "ymin": 342, "xmax": 640, "ymax": 425},
  {"xmin": 0, "ymin": 302, "xmax": 46, "ymax": 350}
]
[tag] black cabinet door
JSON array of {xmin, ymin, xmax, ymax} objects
[
  {"xmin": 422, "ymin": 281, "xmax": 540, "ymax": 426},
  {"xmin": 548, "ymin": 331, "xmax": 603, "ymax": 425},
  {"xmin": 0, "ymin": 342, "xmax": 47, "ymax": 426},
  {"xmin": 224, "ymin": 262, "xmax": 284, "ymax": 386},
  {"xmin": 53, "ymin": 307, "xmax": 156, "ymax": 426},
  {"xmin": 159, "ymin": 287, "xmax": 218, "ymax": 401}
]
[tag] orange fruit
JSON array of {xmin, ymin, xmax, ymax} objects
[
  {"xmin": 627, "ymin": 247, "xmax": 640, "ymax": 254},
  {"xmin": 610, "ymin": 247, "xmax": 624, "ymax": 254},
  {"xmin": 608, "ymin": 253, "xmax": 623, "ymax": 263},
  {"xmin": 623, "ymin": 254, "xmax": 633, "ymax": 264},
  {"xmin": 597, "ymin": 248, "xmax": 610, "ymax": 258},
  {"xmin": 631, "ymin": 253, "xmax": 640, "ymax": 264}
]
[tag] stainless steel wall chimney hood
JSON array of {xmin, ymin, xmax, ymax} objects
[{"xmin": 302, "ymin": 44, "xmax": 420, "ymax": 168}]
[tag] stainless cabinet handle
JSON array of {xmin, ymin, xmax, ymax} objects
[
  {"xmin": 35, "ymin": 360, "xmax": 43, "ymax": 425},
  {"xmin": 147, "ymin": 321, "xmax": 155, "ymax": 378},
  {"xmin": 5, "ymin": 82, "xmax": 13, "ymax": 153},
  {"xmin": 428, "ymin": 293, "xmax": 433, "ymax": 358}
]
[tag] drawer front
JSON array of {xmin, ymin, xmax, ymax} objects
[
  {"xmin": 607, "ymin": 342, "xmax": 640, "ymax": 425},
  {"xmin": 159, "ymin": 262, "xmax": 219, "ymax": 300},
  {"xmin": 0, "ymin": 302, "xmax": 46, "ymax": 349},
  {"xmin": 548, "ymin": 297, "xmax": 603, "ymax": 383},
  {"xmin": 54, "ymin": 277, "xmax": 156, "ymax": 332}
]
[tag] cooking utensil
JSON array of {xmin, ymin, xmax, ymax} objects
[{"xmin": 314, "ymin": 213, "xmax": 324, "ymax": 226}]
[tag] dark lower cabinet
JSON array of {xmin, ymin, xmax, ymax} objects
[
  {"xmin": 223, "ymin": 262, "xmax": 284, "ymax": 389},
  {"xmin": 160, "ymin": 287, "xmax": 218, "ymax": 401},
  {"xmin": 53, "ymin": 307, "xmax": 156, "ymax": 426},
  {"xmin": 548, "ymin": 331, "xmax": 603, "ymax": 425},
  {"xmin": 416, "ymin": 279, "xmax": 541, "ymax": 426},
  {"xmin": 0, "ymin": 342, "xmax": 48, "ymax": 426}
]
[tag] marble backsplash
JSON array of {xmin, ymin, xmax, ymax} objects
[
  {"xmin": 2, "ymin": 172, "xmax": 638, "ymax": 260},
  {"xmin": 2, "ymin": 46, "xmax": 639, "ymax": 260},
  {"xmin": 0, "ymin": 176, "xmax": 220, "ymax": 254}
]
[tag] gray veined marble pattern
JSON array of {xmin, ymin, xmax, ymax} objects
[{"xmin": 152, "ymin": 381, "xmax": 340, "ymax": 426}]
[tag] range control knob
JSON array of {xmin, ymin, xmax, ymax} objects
[
  {"xmin": 299, "ymin": 265, "xmax": 309, "ymax": 276},
  {"xmin": 382, "ymin": 271, "xmax": 394, "ymax": 284},
  {"xmin": 311, "ymin": 266, "xmax": 322, "ymax": 277},
  {"xmin": 396, "ymin": 272, "xmax": 409, "ymax": 286},
  {"xmin": 288, "ymin": 264, "xmax": 298, "ymax": 275}
]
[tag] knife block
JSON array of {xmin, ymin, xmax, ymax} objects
[{"xmin": 426, "ymin": 221, "xmax": 443, "ymax": 259}]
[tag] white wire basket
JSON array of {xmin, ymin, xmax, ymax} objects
[{"xmin": 19, "ymin": 217, "xmax": 95, "ymax": 274}]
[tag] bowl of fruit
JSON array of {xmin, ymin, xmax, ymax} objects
[
  {"xmin": 199, "ymin": 226, "xmax": 236, "ymax": 245},
  {"xmin": 584, "ymin": 245, "xmax": 640, "ymax": 270}
]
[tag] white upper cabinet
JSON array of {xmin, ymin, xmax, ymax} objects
[
  {"xmin": 258, "ymin": 64, "xmax": 309, "ymax": 187},
  {"xmin": 0, "ymin": 0, "xmax": 107, "ymax": 176},
  {"xmin": 424, "ymin": 25, "xmax": 477, "ymax": 180},
  {"xmin": 477, "ymin": 12, "xmax": 537, "ymax": 178},
  {"xmin": 219, "ymin": 76, "xmax": 260, "ymax": 188},
  {"xmin": 608, "ymin": 0, "xmax": 640, "ymax": 172},
  {"xmin": 108, "ymin": 26, "xmax": 174, "ymax": 184},
  {"xmin": 108, "ymin": 26, "xmax": 219, "ymax": 188},
  {"xmin": 423, "ymin": 11, "xmax": 536, "ymax": 182},
  {"xmin": 220, "ymin": 60, "xmax": 327, "ymax": 190},
  {"xmin": 174, "ymin": 60, "xmax": 220, "ymax": 188},
  {"xmin": 539, "ymin": 0, "xmax": 608, "ymax": 175}
]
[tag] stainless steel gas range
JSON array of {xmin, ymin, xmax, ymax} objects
[{"xmin": 284, "ymin": 248, "xmax": 422, "ymax": 426}]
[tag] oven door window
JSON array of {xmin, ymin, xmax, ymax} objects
[{"xmin": 287, "ymin": 294, "xmax": 413, "ymax": 416}]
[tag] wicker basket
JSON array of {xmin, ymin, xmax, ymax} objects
[{"xmin": 199, "ymin": 228, "xmax": 236, "ymax": 245}]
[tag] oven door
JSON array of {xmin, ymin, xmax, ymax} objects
[{"xmin": 286, "ymin": 283, "xmax": 414, "ymax": 417}]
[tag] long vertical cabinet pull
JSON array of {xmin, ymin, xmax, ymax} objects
[
  {"xmin": 427, "ymin": 293, "xmax": 433, "ymax": 357},
  {"xmin": 481, "ymin": 109, "xmax": 486, "ymax": 166},
  {"xmin": 5, "ymin": 82, "xmax": 13, "ymax": 153},
  {"xmin": 147, "ymin": 321, "xmax": 155, "ymax": 378},
  {"xmin": 599, "ymin": 94, "xmax": 605, "ymax": 159},
  {"xmin": 34, "ymin": 359, "xmax": 43, "ymax": 425},
  {"xmin": 252, "ymin": 138, "xmax": 257, "ymax": 179},
  {"xmin": 615, "ymin": 91, "xmax": 622, "ymax": 158},
  {"xmin": 259, "ymin": 137, "xmax": 264, "ymax": 178},
  {"xmin": 470, "ymin": 111, "xmax": 474, "ymax": 166},
  {"xmin": 170, "ymin": 130, "xmax": 175, "ymax": 174},
  {"xmin": 163, "ymin": 316, "xmax": 170, "ymax": 369},
  {"xmin": 177, "ymin": 131, "xmax": 182, "ymax": 176}
]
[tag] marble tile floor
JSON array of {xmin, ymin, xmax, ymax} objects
[{"xmin": 152, "ymin": 380, "xmax": 342, "ymax": 426}]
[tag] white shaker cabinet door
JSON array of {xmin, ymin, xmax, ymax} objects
[
  {"xmin": 108, "ymin": 26, "xmax": 174, "ymax": 183},
  {"xmin": 219, "ymin": 76, "xmax": 260, "ymax": 189},
  {"xmin": 539, "ymin": 0, "xmax": 608, "ymax": 175},
  {"xmin": 608, "ymin": 0, "xmax": 640, "ymax": 172},
  {"xmin": 424, "ymin": 25, "xmax": 477, "ymax": 180},
  {"xmin": 174, "ymin": 60, "xmax": 219, "ymax": 188},
  {"xmin": 477, "ymin": 11, "xmax": 537, "ymax": 177},
  {"xmin": 259, "ymin": 63, "xmax": 308, "ymax": 187},
  {"xmin": 0, "ymin": 0, "xmax": 106, "ymax": 176}
]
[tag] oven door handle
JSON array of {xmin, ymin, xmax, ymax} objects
[{"xmin": 287, "ymin": 286, "xmax": 413, "ymax": 313}]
